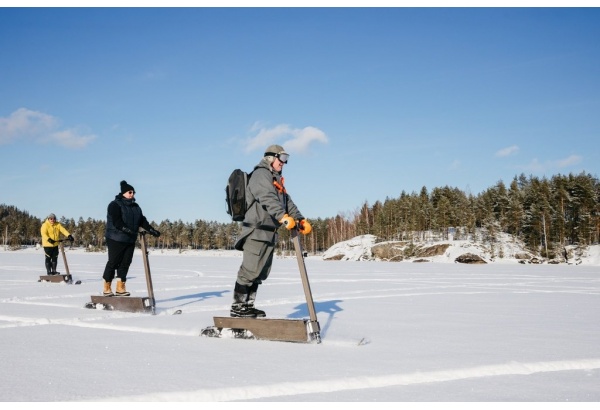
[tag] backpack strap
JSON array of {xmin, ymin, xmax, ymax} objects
[
  {"xmin": 244, "ymin": 166, "xmax": 286, "ymax": 228},
  {"xmin": 245, "ymin": 165, "xmax": 270, "ymax": 211}
]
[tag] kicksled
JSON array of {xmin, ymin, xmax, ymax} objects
[
  {"xmin": 85, "ymin": 228, "xmax": 163, "ymax": 314},
  {"xmin": 39, "ymin": 240, "xmax": 81, "ymax": 285},
  {"xmin": 86, "ymin": 295, "xmax": 153, "ymax": 313},
  {"xmin": 202, "ymin": 227, "xmax": 322, "ymax": 344}
]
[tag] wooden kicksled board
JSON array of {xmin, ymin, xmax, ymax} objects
[
  {"xmin": 213, "ymin": 317, "xmax": 310, "ymax": 343},
  {"xmin": 90, "ymin": 295, "xmax": 152, "ymax": 313},
  {"xmin": 39, "ymin": 274, "xmax": 71, "ymax": 283}
]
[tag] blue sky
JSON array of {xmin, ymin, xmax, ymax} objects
[{"xmin": 1, "ymin": 7, "xmax": 599, "ymax": 225}]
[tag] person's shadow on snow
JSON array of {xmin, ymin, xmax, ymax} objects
[
  {"xmin": 158, "ymin": 291, "xmax": 228, "ymax": 308},
  {"xmin": 287, "ymin": 300, "xmax": 342, "ymax": 338}
]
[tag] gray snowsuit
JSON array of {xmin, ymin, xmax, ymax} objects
[{"xmin": 233, "ymin": 158, "xmax": 304, "ymax": 303}]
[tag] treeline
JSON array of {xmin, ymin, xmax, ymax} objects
[
  {"xmin": 2, "ymin": 172, "xmax": 599, "ymax": 256},
  {"xmin": 348, "ymin": 172, "xmax": 599, "ymax": 258}
]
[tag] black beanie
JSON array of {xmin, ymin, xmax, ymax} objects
[{"xmin": 120, "ymin": 180, "xmax": 135, "ymax": 194}]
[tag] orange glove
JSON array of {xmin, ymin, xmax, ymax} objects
[
  {"xmin": 298, "ymin": 219, "xmax": 312, "ymax": 235},
  {"xmin": 279, "ymin": 214, "xmax": 295, "ymax": 230}
]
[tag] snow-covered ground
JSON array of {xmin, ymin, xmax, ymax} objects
[{"xmin": 1, "ymin": 245, "xmax": 599, "ymax": 402}]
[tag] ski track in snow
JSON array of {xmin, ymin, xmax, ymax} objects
[
  {"xmin": 103, "ymin": 359, "xmax": 600, "ymax": 402},
  {"xmin": 0, "ymin": 313, "xmax": 198, "ymax": 335}
]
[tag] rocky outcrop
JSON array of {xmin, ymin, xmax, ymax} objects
[
  {"xmin": 371, "ymin": 242, "xmax": 406, "ymax": 261},
  {"xmin": 418, "ymin": 244, "xmax": 451, "ymax": 257},
  {"xmin": 371, "ymin": 242, "xmax": 450, "ymax": 262},
  {"xmin": 454, "ymin": 253, "xmax": 487, "ymax": 264},
  {"xmin": 514, "ymin": 252, "xmax": 532, "ymax": 260},
  {"xmin": 323, "ymin": 235, "xmax": 376, "ymax": 261}
]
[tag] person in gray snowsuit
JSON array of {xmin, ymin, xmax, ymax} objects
[{"xmin": 231, "ymin": 144, "xmax": 312, "ymax": 318}]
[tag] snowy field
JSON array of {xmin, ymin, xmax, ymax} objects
[{"xmin": 1, "ymin": 246, "xmax": 599, "ymax": 403}]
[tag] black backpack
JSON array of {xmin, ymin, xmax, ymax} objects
[{"xmin": 225, "ymin": 169, "xmax": 252, "ymax": 221}]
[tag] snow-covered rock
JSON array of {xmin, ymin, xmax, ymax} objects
[
  {"xmin": 322, "ymin": 231, "xmax": 600, "ymax": 265},
  {"xmin": 322, "ymin": 234, "xmax": 376, "ymax": 261}
]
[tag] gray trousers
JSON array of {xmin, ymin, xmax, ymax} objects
[{"xmin": 236, "ymin": 238, "xmax": 275, "ymax": 286}]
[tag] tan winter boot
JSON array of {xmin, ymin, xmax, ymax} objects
[
  {"xmin": 115, "ymin": 279, "xmax": 130, "ymax": 297},
  {"xmin": 103, "ymin": 280, "xmax": 114, "ymax": 297}
]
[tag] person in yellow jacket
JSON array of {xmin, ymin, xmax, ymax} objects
[{"xmin": 40, "ymin": 213, "xmax": 73, "ymax": 275}]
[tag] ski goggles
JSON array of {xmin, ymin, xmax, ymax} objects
[
  {"xmin": 275, "ymin": 153, "xmax": 289, "ymax": 164},
  {"xmin": 265, "ymin": 151, "xmax": 289, "ymax": 164}
]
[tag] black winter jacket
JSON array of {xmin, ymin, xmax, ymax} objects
[{"xmin": 105, "ymin": 195, "xmax": 151, "ymax": 244}]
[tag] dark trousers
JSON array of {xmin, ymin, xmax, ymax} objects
[
  {"xmin": 102, "ymin": 238, "xmax": 135, "ymax": 283},
  {"xmin": 43, "ymin": 246, "xmax": 59, "ymax": 273}
]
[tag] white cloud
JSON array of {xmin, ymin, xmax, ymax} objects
[
  {"xmin": 520, "ymin": 154, "xmax": 583, "ymax": 173},
  {"xmin": 495, "ymin": 145, "xmax": 519, "ymax": 157},
  {"xmin": 0, "ymin": 108, "xmax": 57, "ymax": 144},
  {"xmin": 556, "ymin": 154, "xmax": 582, "ymax": 168},
  {"xmin": 245, "ymin": 123, "xmax": 292, "ymax": 152},
  {"xmin": 0, "ymin": 108, "xmax": 95, "ymax": 149},
  {"xmin": 245, "ymin": 123, "xmax": 328, "ymax": 154},
  {"xmin": 41, "ymin": 129, "xmax": 97, "ymax": 149}
]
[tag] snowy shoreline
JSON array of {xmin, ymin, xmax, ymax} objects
[{"xmin": 4, "ymin": 239, "xmax": 600, "ymax": 266}]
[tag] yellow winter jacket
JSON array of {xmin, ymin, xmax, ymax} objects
[{"xmin": 40, "ymin": 219, "xmax": 70, "ymax": 247}]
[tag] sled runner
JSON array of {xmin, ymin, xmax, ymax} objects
[
  {"xmin": 86, "ymin": 228, "xmax": 158, "ymax": 314},
  {"xmin": 202, "ymin": 227, "xmax": 322, "ymax": 343}
]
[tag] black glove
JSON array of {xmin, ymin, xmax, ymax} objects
[
  {"xmin": 67, "ymin": 235, "xmax": 74, "ymax": 241},
  {"xmin": 149, "ymin": 228, "xmax": 161, "ymax": 238},
  {"xmin": 121, "ymin": 226, "xmax": 135, "ymax": 236},
  {"xmin": 48, "ymin": 238, "xmax": 56, "ymax": 244}
]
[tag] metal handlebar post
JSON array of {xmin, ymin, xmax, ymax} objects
[
  {"xmin": 291, "ymin": 227, "xmax": 321, "ymax": 343},
  {"xmin": 139, "ymin": 229, "xmax": 156, "ymax": 315}
]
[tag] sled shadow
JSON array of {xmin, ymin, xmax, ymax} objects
[
  {"xmin": 287, "ymin": 299, "xmax": 343, "ymax": 338},
  {"xmin": 158, "ymin": 290, "xmax": 229, "ymax": 308}
]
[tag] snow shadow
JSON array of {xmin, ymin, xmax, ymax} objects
[
  {"xmin": 157, "ymin": 290, "xmax": 229, "ymax": 307},
  {"xmin": 287, "ymin": 299, "xmax": 343, "ymax": 337}
]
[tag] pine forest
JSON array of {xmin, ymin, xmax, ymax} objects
[{"xmin": 2, "ymin": 172, "xmax": 599, "ymax": 260}]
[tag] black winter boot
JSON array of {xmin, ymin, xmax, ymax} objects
[
  {"xmin": 245, "ymin": 304, "xmax": 266, "ymax": 318},
  {"xmin": 230, "ymin": 303, "xmax": 258, "ymax": 318},
  {"xmin": 51, "ymin": 261, "xmax": 59, "ymax": 275},
  {"xmin": 45, "ymin": 260, "xmax": 52, "ymax": 275},
  {"xmin": 230, "ymin": 282, "xmax": 257, "ymax": 318},
  {"xmin": 246, "ymin": 282, "xmax": 265, "ymax": 317}
]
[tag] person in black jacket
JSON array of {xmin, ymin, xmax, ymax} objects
[{"xmin": 102, "ymin": 180, "xmax": 160, "ymax": 297}]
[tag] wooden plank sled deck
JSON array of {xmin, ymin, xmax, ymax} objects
[
  {"xmin": 213, "ymin": 317, "xmax": 311, "ymax": 343},
  {"xmin": 39, "ymin": 274, "xmax": 72, "ymax": 283},
  {"xmin": 90, "ymin": 295, "xmax": 152, "ymax": 313}
]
